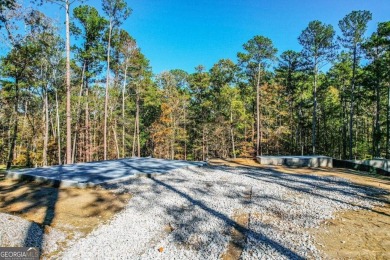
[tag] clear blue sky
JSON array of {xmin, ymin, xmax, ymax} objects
[{"xmin": 39, "ymin": 0, "xmax": 390, "ymax": 74}]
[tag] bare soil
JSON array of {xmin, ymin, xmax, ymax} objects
[
  {"xmin": 313, "ymin": 206, "xmax": 390, "ymax": 259},
  {"xmin": 0, "ymin": 170, "xmax": 131, "ymax": 240},
  {"xmin": 220, "ymin": 212, "xmax": 249, "ymax": 260},
  {"xmin": 209, "ymin": 158, "xmax": 390, "ymax": 259}
]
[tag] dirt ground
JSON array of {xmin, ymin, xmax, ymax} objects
[
  {"xmin": 209, "ymin": 158, "xmax": 390, "ymax": 259},
  {"xmin": 0, "ymin": 168, "xmax": 131, "ymax": 256},
  {"xmin": 313, "ymin": 207, "xmax": 390, "ymax": 259}
]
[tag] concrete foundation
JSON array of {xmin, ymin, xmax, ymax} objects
[
  {"xmin": 349, "ymin": 159, "xmax": 390, "ymax": 172},
  {"xmin": 5, "ymin": 157, "xmax": 207, "ymax": 188},
  {"xmin": 256, "ymin": 156, "xmax": 333, "ymax": 168}
]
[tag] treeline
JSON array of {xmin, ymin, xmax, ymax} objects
[{"xmin": 0, "ymin": 1, "xmax": 389, "ymax": 168}]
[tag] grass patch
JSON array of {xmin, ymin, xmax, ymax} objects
[
  {"xmin": 0, "ymin": 164, "xmax": 26, "ymax": 171},
  {"xmin": 0, "ymin": 164, "xmax": 26, "ymax": 180}
]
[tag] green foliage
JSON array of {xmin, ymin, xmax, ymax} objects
[
  {"xmin": 102, "ymin": 0, "xmax": 132, "ymax": 26},
  {"xmin": 1, "ymin": 5, "xmax": 389, "ymax": 166},
  {"xmin": 237, "ymin": 35, "xmax": 277, "ymax": 78},
  {"xmin": 0, "ymin": 0, "xmax": 16, "ymax": 26},
  {"xmin": 338, "ymin": 11, "xmax": 372, "ymax": 50},
  {"xmin": 299, "ymin": 20, "xmax": 337, "ymax": 71},
  {"xmin": 72, "ymin": 5, "xmax": 108, "ymax": 80}
]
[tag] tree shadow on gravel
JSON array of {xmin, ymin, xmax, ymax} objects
[
  {"xmin": 98, "ymin": 164, "xmax": 389, "ymax": 259},
  {"xmin": 0, "ymin": 177, "xmax": 61, "ymax": 257},
  {"xmin": 149, "ymin": 176, "xmax": 305, "ymax": 260},
  {"xmin": 220, "ymin": 166, "xmax": 390, "ymax": 218},
  {"xmin": 212, "ymin": 164, "xmax": 389, "ymax": 199},
  {"xmin": 1, "ymin": 170, "xmax": 130, "ymax": 257},
  {"xmin": 22, "ymin": 183, "xmax": 59, "ymax": 257},
  {"xmin": 215, "ymin": 158, "xmax": 390, "ymax": 184}
]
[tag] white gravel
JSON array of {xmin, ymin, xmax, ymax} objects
[
  {"xmin": 0, "ymin": 213, "xmax": 68, "ymax": 255},
  {"xmin": 59, "ymin": 166, "xmax": 385, "ymax": 259},
  {"xmin": 0, "ymin": 165, "xmax": 386, "ymax": 259}
]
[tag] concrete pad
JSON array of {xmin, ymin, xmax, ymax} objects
[
  {"xmin": 256, "ymin": 156, "xmax": 333, "ymax": 168},
  {"xmin": 349, "ymin": 159, "xmax": 390, "ymax": 172},
  {"xmin": 5, "ymin": 157, "xmax": 207, "ymax": 188}
]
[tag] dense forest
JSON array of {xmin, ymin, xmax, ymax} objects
[{"xmin": 0, "ymin": 1, "xmax": 389, "ymax": 169}]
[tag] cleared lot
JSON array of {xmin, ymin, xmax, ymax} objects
[{"xmin": 1, "ymin": 161, "xmax": 389, "ymax": 259}]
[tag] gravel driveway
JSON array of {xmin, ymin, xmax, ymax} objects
[{"xmin": 57, "ymin": 165, "xmax": 384, "ymax": 259}]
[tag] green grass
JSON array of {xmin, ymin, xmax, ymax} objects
[
  {"xmin": 0, "ymin": 164, "xmax": 26, "ymax": 170},
  {"xmin": 0, "ymin": 164, "xmax": 6, "ymax": 173},
  {"xmin": 0, "ymin": 165, "xmax": 6, "ymax": 180},
  {"xmin": 0, "ymin": 164, "xmax": 26, "ymax": 180}
]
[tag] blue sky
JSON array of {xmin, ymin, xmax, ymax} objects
[{"xmin": 38, "ymin": 0, "xmax": 390, "ymax": 74}]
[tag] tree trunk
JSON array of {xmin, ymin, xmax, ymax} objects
[
  {"xmin": 43, "ymin": 84, "xmax": 49, "ymax": 166},
  {"xmin": 251, "ymin": 117, "xmax": 254, "ymax": 148},
  {"xmin": 132, "ymin": 118, "xmax": 137, "ymax": 157},
  {"xmin": 104, "ymin": 19, "xmax": 113, "ymax": 160},
  {"xmin": 72, "ymin": 63, "xmax": 86, "ymax": 163},
  {"xmin": 113, "ymin": 120, "xmax": 120, "ymax": 158},
  {"xmin": 349, "ymin": 46, "xmax": 357, "ymax": 159},
  {"xmin": 299, "ymin": 102, "xmax": 304, "ymax": 155},
  {"xmin": 184, "ymin": 105, "xmax": 187, "ymax": 160},
  {"xmin": 122, "ymin": 64, "xmax": 128, "ymax": 158},
  {"xmin": 19, "ymin": 102, "xmax": 28, "ymax": 164},
  {"xmin": 170, "ymin": 113, "xmax": 175, "ymax": 160},
  {"xmin": 6, "ymin": 78, "xmax": 19, "ymax": 170},
  {"xmin": 202, "ymin": 126, "xmax": 205, "ymax": 161},
  {"xmin": 312, "ymin": 63, "xmax": 317, "ymax": 155},
  {"xmin": 289, "ymin": 99, "xmax": 294, "ymax": 154},
  {"xmin": 55, "ymin": 89, "xmax": 61, "ymax": 165},
  {"xmin": 387, "ymin": 86, "xmax": 390, "ymax": 158},
  {"xmin": 341, "ymin": 85, "xmax": 347, "ymax": 159},
  {"xmin": 85, "ymin": 83, "xmax": 90, "ymax": 162},
  {"xmin": 323, "ymin": 106, "xmax": 328, "ymax": 153},
  {"xmin": 65, "ymin": 0, "xmax": 72, "ymax": 164},
  {"xmin": 256, "ymin": 63, "xmax": 261, "ymax": 156},
  {"xmin": 374, "ymin": 78, "xmax": 381, "ymax": 157},
  {"xmin": 230, "ymin": 109, "xmax": 236, "ymax": 159},
  {"xmin": 136, "ymin": 87, "xmax": 140, "ymax": 157}
]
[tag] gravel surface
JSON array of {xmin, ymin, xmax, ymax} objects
[
  {"xmin": 0, "ymin": 165, "xmax": 385, "ymax": 259},
  {"xmin": 56, "ymin": 166, "xmax": 385, "ymax": 260},
  {"xmin": 0, "ymin": 213, "xmax": 68, "ymax": 255}
]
